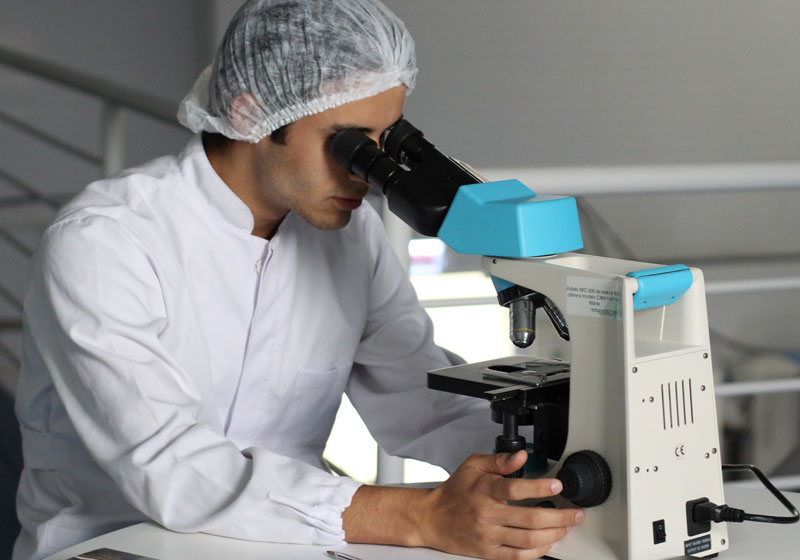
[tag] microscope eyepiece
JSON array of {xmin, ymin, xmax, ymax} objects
[
  {"xmin": 329, "ymin": 118, "xmax": 483, "ymax": 237},
  {"xmin": 379, "ymin": 118, "xmax": 433, "ymax": 169},
  {"xmin": 329, "ymin": 128, "xmax": 374, "ymax": 175},
  {"xmin": 330, "ymin": 128, "xmax": 400, "ymax": 187}
]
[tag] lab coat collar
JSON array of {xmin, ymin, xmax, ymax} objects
[{"xmin": 179, "ymin": 135, "xmax": 256, "ymax": 235}]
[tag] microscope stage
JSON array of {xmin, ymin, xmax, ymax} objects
[{"xmin": 428, "ymin": 355, "xmax": 570, "ymax": 400}]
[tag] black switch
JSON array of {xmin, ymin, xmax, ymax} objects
[{"xmin": 653, "ymin": 519, "xmax": 667, "ymax": 544}]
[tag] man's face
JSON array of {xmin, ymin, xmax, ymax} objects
[{"xmin": 249, "ymin": 85, "xmax": 406, "ymax": 233}]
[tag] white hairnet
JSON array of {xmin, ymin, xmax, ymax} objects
[{"xmin": 178, "ymin": 0, "xmax": 417, "ymax": 143}]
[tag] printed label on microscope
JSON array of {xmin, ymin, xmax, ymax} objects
[
  {"xmin": 566, "ymin": 276, "xmax": 621, "ymax": 319},
  {"xmin": 684, "ymin": 535, "xmax": 712, "ymax": 555}
]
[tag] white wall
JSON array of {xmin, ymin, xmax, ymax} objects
[
  {"xmin": 384, "ymin": 0, "xmax": 800, "ymax": 167},
  {"xmin": 0, "ymin": 0, "xmax": 212, "ymax": 166}
]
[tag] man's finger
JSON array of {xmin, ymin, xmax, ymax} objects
[
  {"xmin": 497, "ymin": 526, "xmax": 568, "ymax": 551},
  {"xmin": 492, "ymin": 544, "xmax": 553, "ymax": 560},
  {"xmin": 488, "ymin": 476, "xmax": 564, "ymax": 502},
  {"xmin": 464, "ymin": 450, "xmax": 528, "ymax": 476},
  {"xmin": 499, "ymin": 504, "xmax": 585, "ymax": 530}
]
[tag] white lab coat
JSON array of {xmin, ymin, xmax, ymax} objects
[{"xmin": 13, "ymin": 136, "xmax": 498, "ymax": 560}]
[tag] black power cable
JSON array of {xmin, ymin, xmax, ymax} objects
[{"xmin": 693, "ymin": 464, "xmax": 799, "ymax": 525}]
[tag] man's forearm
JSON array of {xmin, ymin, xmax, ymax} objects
[{"xmin": 342, "ymin": 485, "xmax": 432, "ymax": 547}]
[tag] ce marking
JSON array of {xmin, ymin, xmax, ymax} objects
[{"xmin": 675, "ymin": 444, "xmax": 686, "ymax": 458}]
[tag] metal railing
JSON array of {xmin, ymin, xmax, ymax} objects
[{"xmin": 0, "ymin": 45, "xmax": 183, "ymax": 371}]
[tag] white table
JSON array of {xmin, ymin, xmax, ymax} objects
[{"xmin": 46, "ymin": 486, "xmax": 799, "ymax": 560}]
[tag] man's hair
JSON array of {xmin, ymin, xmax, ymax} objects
[{"xmin": 202, "ymin": 123, "xmax": 291, "ymax": 155}]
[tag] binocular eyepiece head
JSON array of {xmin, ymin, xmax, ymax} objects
[
  {"xmin": 330, "ymin": 118, "xmax": 430, "ymax": 179},
  {"xmin": 329, "ymin": 118, "xmax": 480, "ymax": 237}
]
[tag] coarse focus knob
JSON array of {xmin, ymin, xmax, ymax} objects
[{"xmin": 556, "ymin": 450, "xmax": 612, "ymax": 508}]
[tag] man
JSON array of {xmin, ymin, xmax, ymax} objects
[{"xmin": 14, "ymin": 1, "xmax": 583, "ymax": 559}]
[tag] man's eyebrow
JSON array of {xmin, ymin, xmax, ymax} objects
[{"xmin": 328, "ymin": 124, "xmax": 374, "ymax": 134}]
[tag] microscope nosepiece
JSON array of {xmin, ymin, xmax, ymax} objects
[{"xmin": 509, "ymin": 298, "xmax": 536, "ymax": 348}]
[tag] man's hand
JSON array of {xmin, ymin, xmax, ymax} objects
[
  {"xmin": 342, "ymin": 450, "xmax": 584, "ymax": 560},
  {"xmin": 419, "ymin": 451, "xmax": 584, "ymax": 559}
]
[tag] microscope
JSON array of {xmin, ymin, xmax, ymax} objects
[{"xmin": 331, "ymin": 119, "xmax": 798, "ymax": 559}]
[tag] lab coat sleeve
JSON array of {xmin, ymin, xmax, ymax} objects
[
  {"xmin": 26, "ymin": 215, "xmax": 361, "ymax": 543},
  {"xmin": 348, "ymin": 211, "xmax": 498, "ymax": 474}
]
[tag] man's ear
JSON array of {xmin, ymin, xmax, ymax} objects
[{"xmin": 230, "ymin": 93, "xmax": 262, "ymax": 136}]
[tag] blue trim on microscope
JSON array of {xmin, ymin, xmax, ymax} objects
[
  {"xmin": 491, "ymin": 275, "xmax": 515, "ymax": 292},
  {"xmin": 437, "ymin": 179, "xmax": 584, "ymax": 258},
  {"xmin": 627, "ymin": 265, "xmax": 693, "ymax": 311}
]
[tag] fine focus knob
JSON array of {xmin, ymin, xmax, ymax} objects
[{"xmin": 556, "ymin": 450, "xmax": 612, "ymax": 508}]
